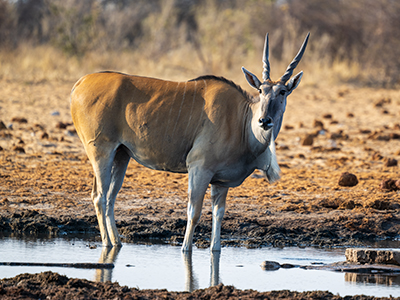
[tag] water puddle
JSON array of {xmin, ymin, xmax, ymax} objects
[{"xmin": 0, "ymin": 236, "xmax": 399, "ymax": 297}]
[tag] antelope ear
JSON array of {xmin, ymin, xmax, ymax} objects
[
  {"xmin": 287, "ymin": 71, "xmax": 303, "ymax": 92},
  {"xmin": 242, "ymin": 67, "xmax": 262, "ymax": 90}
]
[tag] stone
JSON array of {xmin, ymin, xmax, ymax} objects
[
  {"xmin": 302, "ymin": 135, "xmax": 314, "ymax": 146},
  {"xmin": 396, "ymin": 180, "xmax": 400, "ymax": 190},
  {"xmin": 12, "ymin": 146, "xmax": 25, "ymax": 153},
  {"xmin": 338, "ymin": 172, "xmax": 358, "ymax": 187},
  {"xmin": 11, "ymin": 117, "xmax": 27, "ymax": 123},
  {"xmin": 380, "ymin": 179, "xmax": 398, "ymax": 191},
  {"xmin": 313, "ymin": 119, "xmax": 324, "ymax": 128},
  {"xmin": 385, "ymin": 158, "xmax": 398, "ymax": 167},
  {"xmin": 260, "ymin": 261, "xmax": 280, "ymax": 271},
  {"xmin": 0, "ymin": 121, "xmax": 7, "ymax": 130},
  {"xmin": 322, "ymin": 113, "xmax": 332, "ymax": 119},
  {"xmin": 345, "ymin": 248, "xmax": 400, "ymax": 266},
  {"xmin": 56, "ymin": 121, "xmax": 68, "ymax": 129}
]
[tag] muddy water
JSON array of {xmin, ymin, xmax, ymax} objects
[{"xmin": 0, "ymin": 236, "xmax": 399, "ymax": 297}]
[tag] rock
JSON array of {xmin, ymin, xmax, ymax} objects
[
  {"xmin": 12, "ymin": 146, "xmax": 25, "ymax": 153},
  {"xmin": 329, "ymin": 130, "xmax": 348, "ymax": 140},
  {"xmin": 284, "ymin": 125, "xmax": 294, "ymax": 130},
  {"xmin": 301, "ymin": 135, "xmax": 314, "ymax": 146},
  {"xmin": 359, "ymin": 129, "xmax": 371, "ymax": 134},
  {"xmin": 260, "ymin": 261, "xmax": 280, "ymax": 271},
  {"xmin": 380, "ymin": 179, "xmax": 398, "ymax": 191},
  {"xmin": 372, "ymin": 152, "xmax": 383, "ymax": 160},
  {"xmin": 56, "ymin": 122, "xmax": 68, "ymax": 129},
  {"xmin": 339, "ymin": 200, "xmax": 355, "ymax": 210},
  {"xmin": 322, "ymin": 113, "xmax": 332, "ymax": 119},
  {"xmin": 376, "ymin": 134, "xmax": 391, "ymax": 141},
  {"xmin": 385, "ymin": 158, "xmax": 398, "ymax": 167},
  {"xmin": 313, "ymin": 119, "xmax": 324, "ymax": 128},
  {"xmin": 390, "ymin": 133, "xmax": 400, "ymax": 139},
  {"xmin": 34, "ymin": 123, "xmax": 45, "ymax": 130},
  {"xmin": 396, "ymin": 180, "xmax": 400, "ymax": 190},
  {"xmin": 364, "ymin": 199, "xmax": 391, "ymax": 210},
  {"xmin": 345, "ymin": 248, "xmax": 400, "ymax": 266},
  {"xmin": 277, "ymin": 145, "xmax": 289, "ymax": 150},
  {"xmin": 347, "ymin": 113, "xmax": 354, "ymax": 118},
  {"xmin": 11, "ymin": 117, "xmax": 28, "ymax": 123},
  {"xmin": 0, "ymin": 121, "xmax": 7, "ymax": 130},
  {"xmin": 338, "ymin": 172, "xmax": 358, "ymax": 187}
]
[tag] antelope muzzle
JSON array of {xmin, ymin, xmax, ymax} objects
[{"xmin": 259, "ymin": 117, "xmax": 274, "ymax": 130}]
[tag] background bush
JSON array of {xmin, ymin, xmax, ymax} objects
[{"xmin": 0, "ymin": 0, "xmax": 399, "ymax": 87}]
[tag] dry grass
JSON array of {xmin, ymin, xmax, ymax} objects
[{"xmin": 0, "ymin": 0, "xmax": 399, "ymax": 88}]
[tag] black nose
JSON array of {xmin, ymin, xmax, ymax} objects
[{"xmin": 259, "ymin": 117, "xmax": 273, "ymax": 130}]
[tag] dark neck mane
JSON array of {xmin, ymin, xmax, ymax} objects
[{"xmin": 189, "ymin": 75, "xmax": 257, "ymax": 104}]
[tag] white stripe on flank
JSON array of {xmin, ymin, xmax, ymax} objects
[
  {"xmin": 192, "ymin": 79, "xmax": 206, "ymax": 135},
  {"xmin": 154, "ymin": 81, "xmax": 169, "ymax": 129},
  {"xmin": 171, "ymin": 81, "xmax": 187, "ymax": 137},
  {"xmin": 179, "ymin": 80, "xmax": 197, "ymax": 150},
  {"xmin": 183, "ymin": 81, "xmax": 197, "ymax": 137},
  {"xmin": 164, "ymin": 82, "xmax": 181, "ymax": 143}
]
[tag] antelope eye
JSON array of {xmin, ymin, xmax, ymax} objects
[
  {"xmin": 279, "ymin": 90, "xmax": 286, "ymax": 96},
  {"xmin": 258, "ymin": 89, "xmax": 262, "ymax": 94}
]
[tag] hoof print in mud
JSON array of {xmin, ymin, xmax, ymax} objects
[{"xmin": 338, "ymin": 172, "xmax": 358, "ymax": 187}]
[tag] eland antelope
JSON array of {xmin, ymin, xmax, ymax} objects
[{"xmin": 71, "ymin": 33, "xmax": 309, "ymax": 252}]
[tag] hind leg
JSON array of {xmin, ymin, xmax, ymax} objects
[
  {"xmin": 90, "ymin": 154, "xmax": 114, "ymax": 247},
  {"xmin": 105, "ymin": 147, "xmax": 130, "ymax": 246},
  {"xmin": 89, "ymin": 144, "xmax": 130, "ymax": 247}
]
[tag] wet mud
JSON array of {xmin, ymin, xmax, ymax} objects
[
  {"xmin": 0, "ymin": 271, "xmax": 396, "ymax": 300},
  {"xmin": 1, "ymin": 80, "xmax": 400, "ymax": 298}
]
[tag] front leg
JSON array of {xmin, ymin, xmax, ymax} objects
[
  {"xmin": 210, "ymin": 184, "xmax": 228, "ymax": 252},
  {"xmin": 182, "ymin": 167, "xmax": 212, "ymax": 252}
]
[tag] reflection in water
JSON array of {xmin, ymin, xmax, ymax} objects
[
  {"xmin": 210, "ymin": 252, "xmax": 221, "ymax": 287},
  {"xmin": 0, "ymin": 236, "xmax": 400, "ymax": 296},
  {"xmin": 95, "ymin": 246, "xmax": 121, "ymax": 282},
  {"xmin": 345, "ymin": 272, "xmax": 400, "ymax": 287},
  {"xmin": 182, "ymin": 252, "xmax": 198, "ymax": 292},
  {"xmin": 182, "ymin": 251, "xmax": 221, "ymax": 292}
]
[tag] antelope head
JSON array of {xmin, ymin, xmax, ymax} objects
[{"xmin": 242, "ymin": 33, "xmax": 309, "ymax": 146}]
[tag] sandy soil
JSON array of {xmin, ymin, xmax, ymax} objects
[{"xmin": 0, "ymin": 78, "xmax": 400, "ymax": 298}]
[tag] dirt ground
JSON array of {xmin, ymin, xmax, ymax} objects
[{"xmin": 0, "ymin": 78, "xmax": 400, "ymax": 299}]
